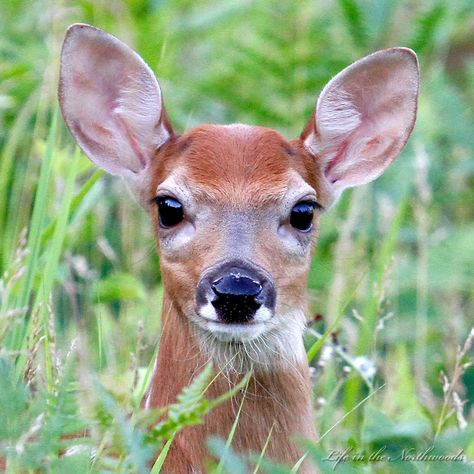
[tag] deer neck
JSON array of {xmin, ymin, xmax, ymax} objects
[{"xmin": 145, "ymin": 293, "xmax": 316, "ymax": 472}]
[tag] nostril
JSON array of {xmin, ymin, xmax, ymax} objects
[
  {"xmin": 210, "ymin": 273, "xmax": 264, "ymax": 324},
  {"xmin": 212, "ymin": 273, "xmax": 262, "ymax": 298}
]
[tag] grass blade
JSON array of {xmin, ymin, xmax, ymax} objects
[
  {"xmin": 150, "ymin": 436, "xmax": 175, "ymax": 474},
  {"xmin": 8, "ymin": 107, "xmax": 58, "ymax": 352},
  {"xmin": 215, "ymin": 374, "xmax": 251, "ymax": 474}
]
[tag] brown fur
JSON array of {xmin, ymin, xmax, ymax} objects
[
  {"xmin": 143, "ymin": 125, "xmax": 325, "ymax": 472},
  {"xmin": 146, "ymin": 296, "xmax": 316, "ymax": 473}
]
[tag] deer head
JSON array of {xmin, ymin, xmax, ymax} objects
[{"xmin": 59, "ymin": 24, "xmax": 419, "ymax": 373}]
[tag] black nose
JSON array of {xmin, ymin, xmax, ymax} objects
[
  {"xmin": 196, "ymin": 259, "xmax": 276, "ymax": 325},
  {"xmin": 211, "ymin": 274, "xmax": 263, "ymax": 324},
  {"xmin": 212, "ymin": 274, "xmax": 263, "ymax": 299}
]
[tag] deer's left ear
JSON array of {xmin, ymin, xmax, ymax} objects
[{"xmin": 301, "ymin": 48, "xmax": 419, "ymax": 197}]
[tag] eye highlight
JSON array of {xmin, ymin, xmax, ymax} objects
[
  {"xmin": 156, "ymin": 196, "xmax": 184, "ymax": 228},
  {"xmin": 290, "ymin": 201, "xmax": 317, "ymax": 232}
]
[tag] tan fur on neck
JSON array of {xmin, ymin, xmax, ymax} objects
[{"xmin": 145, "ymin": 295, "xmax": 316, "ymax": 473}]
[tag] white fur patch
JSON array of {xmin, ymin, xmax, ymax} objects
[
  {"xmin": 192, "ymin": 309, "xmax": 307, "ymax": 373},
  {"xmin": 254, "ymin": 307, "xmax": 272, "ymax": 323},
  {"xmin": 198, "ymin": 302, "xmax": 219, "ymax": 321}
]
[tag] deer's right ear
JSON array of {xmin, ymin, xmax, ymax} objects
[{"xmin": 59, "ymin": 24, "xmax": 172, "ymax": 182}]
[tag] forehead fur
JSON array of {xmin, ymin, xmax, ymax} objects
[{"xmin": 152, "ymin": 124, "xmax": 321, "ymax": 205}]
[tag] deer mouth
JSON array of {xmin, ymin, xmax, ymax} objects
[{"xmin": 193, "ymin": 303, "xmax": 272, "ymax": 342}]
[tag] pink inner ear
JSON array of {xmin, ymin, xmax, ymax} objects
[
  {"xmin": 110, "ymin": 102, "xmax": 147, "ymax": 170},
  {"xmin": 305, "ymin": 49, "xmax": 419, "ymax": 192},
  {"xmin": 324, "ymin": 141, "xmax": 350, "ymax": 183},
  {"xmin": 59, "ymin": 24, "xmax": 171, "ymax": 178},
  {"xmin": 325, "ymin": 126, "xmax": 407, "ymax": 188},
  {"xmin": 72, "ymin": 71, "xmax": 92, "ymax": 89}
]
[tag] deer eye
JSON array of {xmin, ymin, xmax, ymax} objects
[
  {"xmin": 290, "ymin": 201, "xmax": 316, "ymax": 232},
  {"xmin": 157, "ymin": 196, "xmax": 184, "ymax": 228}
]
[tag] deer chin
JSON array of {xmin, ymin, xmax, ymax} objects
[{"xmin": 191, "ymin": 309, "xmax": 307, "ymax": 373}]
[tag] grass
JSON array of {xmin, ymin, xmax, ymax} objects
[{"xmin": 0, "ymin": 0, "xmax": 473, "ymax": 472}]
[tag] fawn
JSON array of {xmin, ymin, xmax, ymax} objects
[{"xmin": 59, "ymin": 24, "xmax": 419, "ymax": 473}]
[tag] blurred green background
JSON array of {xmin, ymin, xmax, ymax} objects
[{"xmin": 1, "ymin": 0, "xmax": 473, "ymax": 472}]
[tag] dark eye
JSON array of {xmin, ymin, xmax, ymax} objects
[
  {"xmin": 157, "ymin": 196, "xmax": 184, "ymax": 228},
  {"xmin": 290, "ymin": 201, "xmax": 316, "ymax": 232}
]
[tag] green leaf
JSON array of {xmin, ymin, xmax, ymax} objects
[
  {"xmin": 362, "ymin": 405, "xmax": 430, "ymax": 445},
  {"xmin": 94, "ymin": 272, "xmax": 147, "ymax": 302},
  {"xmin": 207, "ymin": 437, "xmax": 249, "ymax": 474}
]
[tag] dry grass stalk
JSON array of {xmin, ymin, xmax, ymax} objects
[
  {"xmin": 435, "ymin": 327, "xmax": 474, "ymax": 436},
  {"xmin": 130, "ymin": 319, "xmax": 145, "ymax": 394},
  {"xmin": 24, "ymin": 307, "xmax": 42, "ymax": 388}
]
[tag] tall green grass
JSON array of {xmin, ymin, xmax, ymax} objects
[{"xmin": 0, "ymin": 0, "xmax": 473, "ymax": 472}]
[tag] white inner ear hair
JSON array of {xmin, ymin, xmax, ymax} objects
[
  {"xmin": 113, "ymin": 72, "xmax": 169, "ymax": 161},
  {"xmin": 305, "ymin": 88, "xmax": 361, "ymax": 161}
]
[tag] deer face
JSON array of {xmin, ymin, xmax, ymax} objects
[
  {"xmin": 59, "ymin": 24, "xmax": 418, "ymax": 370},
  {"xmin": 148, "ymin": 125, "xmax": 327, "ymax": 363}
]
